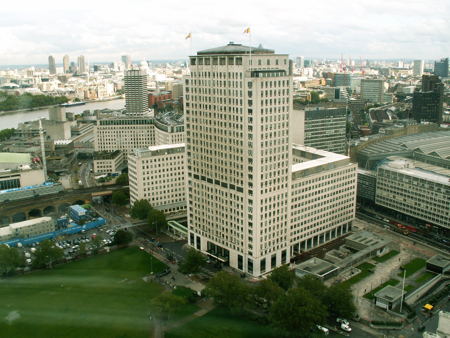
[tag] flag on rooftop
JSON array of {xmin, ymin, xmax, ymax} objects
[
  {"xmin": 185, "ymin": 33, "xmax": 192, "ymax": 39},
  {"xmin": 243, "ymin": 27, "xmax": 251, "ymax": 34}
]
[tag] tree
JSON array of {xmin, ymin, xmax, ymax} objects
[
  {"xmin": 297, "ymin": 275, "xmax": 327, "ymax": 302},
  {"xmin": 147, "ymin": 208, "xmax": 167, "ymax": 233},
  {"xmin": 130, "ymin": 199, "xmax": 152, "ymax": 220},
  {"xmin": 179, "ymin": 248, "xmax": 206, "ymax": 274},
  {"xmin": 0, "ymin": 245, "xmax": 25, "ymax": 276},
  {"xmin": 116, "ymin": 173, "xmax": 129, "ymax": 186},
  {"xmin": 310, "ymin": 91, "xmax": 321, "ymax": 104},
  {"xmin": 113, "ymin": 229, "xmax": 133, "ymax": 246},
  {"xmin": 91, "ymin": 235, "xmax": 103, "ymax": 254},
  {"xmin": 269, "ymin": 265, "xmax": 295, "ymax": 291},
  {"xmin": 112, "ymin": 190, "xmax": 128, "ymax": 206},
  {"xmin": 150, "ymin": 291, "xmax": 186, "ymax": 321},
  {"xmin": 32, "ymin": 240, "xmax": 64, "ymax": 269},
  {"xmin": 270, "ymin": 287, "xmax": 327, "ymax": 337},
  {"xmin": 205, "ymin": 271, "xmax": 250, "ymax": 311},
  {"xmin": 323, "ymin": 284, "xmax": 356, "ymax": 320},
  {"xmin": 253, "ymin": 279, "xmax": 284, "ymax": 306},
  {"xmin": 77, "ymin": 242, "xmax": 87, "ymax": 257}
]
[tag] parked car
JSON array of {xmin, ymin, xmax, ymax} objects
[{"xmin": 316, "ymin": 325, "xmax": 329, "ymax": 335}]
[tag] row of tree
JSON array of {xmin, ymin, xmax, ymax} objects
[
  {"xmin": 0, "ymin": 92, "xmax": 68, "ymax": 111},
  {"xmin": 0, "ymin": 128, "xmax": 15, "ymax": 141},
  {"xmin": 130, "ymin": 200, "xmax": 167, "ymax": 233},
  {"xmin": 205, "ymin": 266, "xmax": 355, "ymax": 337}
]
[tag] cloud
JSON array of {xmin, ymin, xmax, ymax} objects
[{"xmin": 1, "ymin": 0, "xmax": 449, "ymax": 65}]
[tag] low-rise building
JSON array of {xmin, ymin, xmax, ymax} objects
[
  {"xmin": 290, "ymin": 146, "xmax": 357, "ymax": 255},
  {"xmin": 128, "ymin": 143, "xmax": 186, "ymax": 214},
  {"xmin": 93, "ymin": 150, "xmax": 124, "ymax": 174},
  {"xmin": 0, "ymin": 217, "xmax": 56, "ymax": 241}
]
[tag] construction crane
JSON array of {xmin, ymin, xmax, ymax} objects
[{"xmin": 39, "ymin": 118, "xmax": 48, "ymax": 181}]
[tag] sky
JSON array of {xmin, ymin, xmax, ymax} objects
[{"xmin": 1, "ymin": 0, "xmax": 449, "ymax": 65}]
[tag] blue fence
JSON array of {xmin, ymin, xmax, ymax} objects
[{"xmin": 0, "ymin": 218, "xmax": 106, "ymax": 247}]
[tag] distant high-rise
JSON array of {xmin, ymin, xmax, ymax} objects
[
  {"xmin": 69, "ymin": 62, "xmax": 77, "ymax": 74},
  {"xmin": 296, "ymin": 56, "xmax": 304, "ymax": 68},
  {"xmin": 361, "ymin": 79, "xmax": 385, "ymax": 103},
  {"xmin": 333, "ymin": 73, "xmax": 351, "ymax": 87},
  {"xmin": 434, "ymin": 58, "xmax": 449, "ymax": 78},
  {"xmin": 413, "ymin": 60, "xmax": 424, "ymax": 76},
  {"xmin": 63, "ymin": 55, "xmax": 70, "ymax": 73},
  {"xmin": 412, "ymin": 74, "xmax": 444, "ymax": 124},
  {"xmin": 48, "ymin": 55, "xmax": 56, "ymax": 75},
  {"xmin": 77, "ymin": 55, "xmax": 86, "ymax": 74},
  {"xmin": 122, "ymin": 55, "xmax": 132, "ymax": 70},
  {"xmin": 124, "ymin": 69, "xmax": 148, "ymax": 116}
]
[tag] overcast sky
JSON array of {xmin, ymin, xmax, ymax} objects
[{"xmin": 1, "ymin": 0, "xmax": 449, "ymax": 65}]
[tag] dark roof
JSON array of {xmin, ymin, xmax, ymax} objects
[{"xmin": 197, "ymin": 42, "xmax": 274, "ymax": 55}]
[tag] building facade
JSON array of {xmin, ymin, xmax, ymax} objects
[
  {"xmin": 413, "ymin": 60, "xmax": 424, "ymax": 77},
  {"xmin": 93, "ymin": 150, "xmax": 124, "ymax": 174},
  {"xmin": 128, "ymin": 144, "xmax": 186, "ymax": 214},
  {"xmin": 290, "ymin": 146, "xmax": 357, "ymax": 256},
  {"xmin": 184, "ymin": 43, "xmax": 357, "ymax": 276},
  {"xmin": 125, "ymin": 69, "xmax": 148, "ymax": 116},
  {"xmin": 63, "ymin": 55, "xmax": 70, "ymax": 74},
  {"xmin": 77, "ymin": 55, "xmax": 86, "ymax": 74},
  {"xmin": 434, "ymin": 58, "xmax": 449, "ymax": 78},
  {"xmin": 375, "ymin": 157, "xmax": 450, "ymax": 230},
  {"xmin": 94, "ymin": 117, "xmax": 155, "ymax": 156},
  {"xmin": 412, "ymin": 75, "xmax": 444, "ymax": 124},
  {"xmin": 361, "ymin": 79, "xmax": 385, "ymax": 103},
  {"xmin": 48, "ymin": 55, "xmax": 56, "ymax": 75}
]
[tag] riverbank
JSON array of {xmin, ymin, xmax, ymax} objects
[{"xmin": 0, "ymin": 96, "xmax": 124, "ymax": 116}]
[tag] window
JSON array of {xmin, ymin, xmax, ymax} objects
[{"xmin": 248, "ymin": 258, "xmax": 253, "ymax": 274}]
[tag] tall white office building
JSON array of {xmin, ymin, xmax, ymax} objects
[
  {"xmin": 122, "ymin": 55, "xmax": 132, "ymax": 70},
  {"xmin": 63, "ymin": 55, "xmax": 70, "ymax": 73},
  {"xmin": 185, "ymin": 43, "xmax": 293, "ymax": 275},
  {"xmin": 125, "ymin": 69, "xmax": 149, "ymax": 116},
  {"xmin": 361, "ymin": 79, "xmax": 385, "ymax": 103},
  {"xmin": 48, "ymin": 55, "xmax": 56, "ymax": 75},
  {"xmin": 77, "ymin": 55, "xmax": 86, "ymax": 74},
  {"xmin": 413, "ymin": 60, "xmax": 424, "ymax": 77}
]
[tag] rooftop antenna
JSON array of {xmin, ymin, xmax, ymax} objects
[{"xmin": 39, "ymin": 118, "xmax": 48, "ymax": 181}]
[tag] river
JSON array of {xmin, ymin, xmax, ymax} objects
[{"xmin": 0, "ymin": 99, "xmax": 125, "ymax": 129}]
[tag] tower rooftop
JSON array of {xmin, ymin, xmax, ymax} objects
[{"xmin": 197, "ymin": 42, "xmax": 274, "ymax": 55}]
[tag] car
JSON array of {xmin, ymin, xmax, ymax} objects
[
  {"xmin": 340, "ymin": 323, "xmax": 352, "ymax": 332},
  {"xmin": 336, "ymin": 318, "xmax": 349, "ymax": 326},
  {"xmin": 316, "ymin": 325, "xmax": 329, "ymax": 335}
]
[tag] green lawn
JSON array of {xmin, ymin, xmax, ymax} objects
[
  {"xmin": 356, "ymin": 262, "xmax": 376, "ymax": 271},
  {"xmin": 364, "ymin": 279, "xmax": 400, "ymax": 300},
  {"xmin": 166, "ymin": 308, "xmax": 280, "ymax": 338},
  {"xmin": 415, "ymin": 271, "xmax": 436, "ymax": 285},
  {"xmin": 373, "ymin": 250, "xmax": 400, "ymax": 263},
  {"xmin": 398, "ymin": 258, "xmax": 426, "ymax": 278},
  {"xmin": 0, "ymin": 247, "xmax": 194, "ymax": 338}
]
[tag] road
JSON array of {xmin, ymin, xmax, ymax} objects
[{"xmin": 78, "ymin": 161, "xmax": 95, "ymax": 188}]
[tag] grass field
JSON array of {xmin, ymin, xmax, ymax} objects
[
  {"xmin": 398, "ymin": 258, "xmax": 426, "ymax": 278},
  {"xmin": 415, "ymin": 271, "xmax": 435, "ymax": 284},
  {"xmin": 0, "ymin": 247, "xmax": 195, "ymax": 338},
  {"xmin": 166, "ymin": 308, "xmax": 280, "ymax": 338},
  {"xmin": 373, "ymin": 250, "xmax": 400, "ymax": 263},
  {"xmin": 341, "ymin": 262, "xmax": 375, "ymax": 288}
]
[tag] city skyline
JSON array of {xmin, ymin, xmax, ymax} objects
[{"xmin": 1, "ymin": 0, "xmax": 449, "ymax": 65}]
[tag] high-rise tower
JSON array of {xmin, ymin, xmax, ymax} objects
[
  {"xmin": 434, "ymin": 58, "xmax": 449, "ymax": 78},
  {"xmin": 77, "ymin": 55, "xmax": 86, "ymax": 74},
  {"xmin": 63, "ymin": 55, "xmax": 70, "ymax": 73},
  {"xmin": 185, "ymin": 42, "xmax": 293, "ymax": 275},
  {"xmin": 124, "ymin": 69, "xmax": 148, "ymax": 116},
  {"xmin": 413, "ymin": 60, "xmax": 424, "ymax": 76},
  {"xmin": 48, "ymin": 55, "xmax": 56, "ymax": 75},
  {"xmin": 122, "ymin": 55, "xmax": 132, "ymax": 70}
]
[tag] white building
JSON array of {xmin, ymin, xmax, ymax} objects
[
  {"xmin": 77, "ymin": 55, "xmax": 86, "ymax": 74},
  {"xmin": 375, "ymin": 157, "xmax": 450, "ymax": 230},
  {"xmin": 413, "ymin": 60, "xmax": 424, "ymax": 77},
  {"xmin": 128, "ymin": 144, "xmax": 186, "ymax": 214},
  {"xmin": 0, "ymin": 217, "xmax": 55, "ymax": 242},
  {"xmin": 125, "ymin": 69, "xmax": 148, "ymax": 116},
  {"xmin": 361, "ymin": 79, "xmax": 385, "ymax": 103},
  {"xmin": 93, "ymin": 117, "xmax": 155, "ymax": 156},
  {"xmin": 93, "ymin": 150, "xmax": 125, "ymax": 174},
  {"xmin": 0, "ymin": 153, "xmax": 45, "ymax": 190},
  {"xmin": 184, "ymin": 43, "xmax": 356, "ymax": 276},
  {"xmin": 290, "ymin": 146, "xmax": 356, "ymax": 255}
]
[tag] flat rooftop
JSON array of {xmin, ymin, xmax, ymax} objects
[
  {"xmin": 10, "ymin": 217, "xmax": 52, "ymax": 229},
  {"xmin": 427, "ymin": 255, "xmax": 450, "ymax": 269},
  {"xmin": 295, "ymin": 257, "xmax": 339, "ymax": 277},
  {"xmin": 292, "ymin": 145, "xmax": 351, "ymax": 179},
  {"xmin": 132, "ymin": 143, "xmax": 185, "ymax": 158},
  {"xmin": 0, "ymin": 152, "xmax": 31, "ymax": 165},
  {"xmin": 374, "ymin": 285, "xmax": 403, "ymax": 302},
  {"xmin": 380, "ymin": 156, "xmax": 450, "ymax": 186}
]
